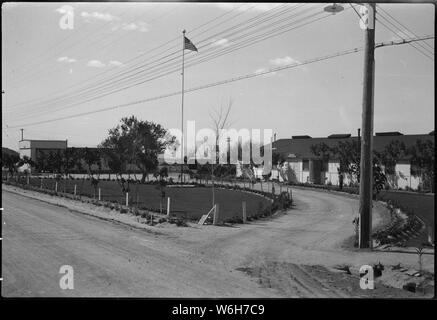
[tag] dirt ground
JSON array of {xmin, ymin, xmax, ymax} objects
[{"xmin": 2, "ymin": 184, "xmax": 434, "ymax": 298}]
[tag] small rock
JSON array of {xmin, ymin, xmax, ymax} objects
[
  {"xmin": 391, "ymin": 263, "xmax": 402, "ymax": 270},
  {"xmin": 405, "ymin": 269, "xmax": 419, "ymax": 276},
  {"xmin": 402, "ymin": 282, "xmax": 416, "ymax": 293}
]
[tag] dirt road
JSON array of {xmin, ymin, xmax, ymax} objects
[{"xmin": 1, "ymin": 186, "xmax": 433, "ymax": 297}]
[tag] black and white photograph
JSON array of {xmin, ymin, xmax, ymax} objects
[{"xmin": 1, "ymin": 0, "xmax": 435, "ymax": 305}]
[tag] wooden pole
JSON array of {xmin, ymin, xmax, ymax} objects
[
  {"xmin": 359, "ymin": 3, "xmax": 376, "ymax": 249},
  {"xmin": 98, "ymin": 188, "xmax": 101, "ymax": 201},
  {"xmin": 126, "ymin": 192, "xmax": 129, "ymax": 206},
  {"xmin": 213, "ymin": 204, "xmax": 219, "ymax": 225},
  {"xmin": 180, "ymin": 29, "xmax": 186, "ymax": 184},
  {"xmin": 242, "ymin": 201, "xmax": 247, "ymax": 223},
  {"xmin": 167, "ymin": 197, "xmax": 171, "ymax": 216},
  {"xmin": 74, "ymin": 184, "xmax": 77, "ymax": 197}
]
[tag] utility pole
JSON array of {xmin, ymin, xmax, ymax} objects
[
  {"xmin": 20, "ymin": 128, "xmax": 24, "ymax": 141},
  {"xmin": 227, "ymin": 136, "xmax": 231, "ymax": 164},
  {"xmin": 359, "ymin": 3, "xmax": 375, "ymax": 249},
  {"xmin": 180, "ymin": 29, "xmax": 186, "ymax": 184}
]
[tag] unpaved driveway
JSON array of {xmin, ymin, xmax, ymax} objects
[{"xmin": 1, "ymin": 185, "xmax": 433, "ymax": 297}]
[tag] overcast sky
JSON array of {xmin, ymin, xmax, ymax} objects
[{"xmin": 2, "ymin": 2, "xmax": 434, "ymax": 151}]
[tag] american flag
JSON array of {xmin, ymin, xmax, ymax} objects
[{"xmin": 184, "ymin": 36, "xmax": 198, "ymax": 52}]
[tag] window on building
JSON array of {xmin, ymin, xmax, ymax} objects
[{"xmin": 302, "ymin": 159, "xmax": 309, "ymax": 171}]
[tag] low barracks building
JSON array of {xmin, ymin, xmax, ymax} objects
[
  {"xmin": 268, "ymin": 131, "xmax": 434, "ymax": 190},
  {"xmin": 18, "ymin": 141, "xmax": 177, "ymax": 175},
  {"xmin": 19, "ymin": 139, "xmax": 68, "ymax": 161}
]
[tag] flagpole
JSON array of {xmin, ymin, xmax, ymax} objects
[{"xmin": 181, "ymin": 29, "xmax": 186, "ymax": 184}]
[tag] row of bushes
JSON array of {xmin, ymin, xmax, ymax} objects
[
  {"xmin": 372, "ymin": 201, "xmax": 426, "ymax": 247},
  {"xmin": 5, "ymin": 175, "xmax": 292, "ymax": 224},
  {"xmin": 286, "ymin": 181, "xmax": 360, "ymax": 195},
  {"xmin": 3, "ymin": 180, "xmax": 188, "ymax": 227},
  {"xmin": 222, "ymin": 191, "xmax": 293, "ymax": 224}
]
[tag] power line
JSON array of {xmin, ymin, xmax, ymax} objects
[
  {"xmin": 377, "ymin": 9, "xmax": 433, "ymax": 56},
  {"xmin": 6, "ymin": 4, "xmax": 170, "ymax": 90},
  {"xmin": 7, "ymin": 3, "xmax": 134, "ymax": 88},
  {"xmin": 375, "ymin": 35, "xmax": 434, "ymax": 48},
  {"xmin": 7, "ymin": 4, "xmax": 314, "ymax": 118},
  {"xmin": 5, "ymin": 3, "xmax": 255, "ymax": 110},
  {"xmin": 10, "ymin": 5, "xmax": 323, "ymax": 119},
  {"xmin": 8, "ymin": 45, "xmax": 366, "ymax": 129},
  {"xmin": 9, "ymin": 34, "xmax": 432, "ymax": 130},
  {"xmin": 376, "ymin": 14, "xmax": 434, "ymax": 61},
  {"xmin": 7, "ymin": 2, "xmax": 113, "ymax": 75},
  {"xmin": 376, "ymin": 5, "xmax": 434, "ymax": 51}
]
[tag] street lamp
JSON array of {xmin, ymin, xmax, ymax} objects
[
  {"xmin": 323, "ymin": 3, "xmax": 344, "ymax": 14},
  {"xmin": 324, "ymin": 3, "xmax": 376, "ymax": 249}
]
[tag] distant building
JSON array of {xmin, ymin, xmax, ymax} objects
[
  {"xmin": 262, "ymin": 131, "xmax": 434, "ymax": 190},
  {"xmin": 18, "ymin": 139, "xmax": 67, "ymax": 173},
  {"xmin": 18, "ymin": 140, "xmax": 179, "ymax": 175}
]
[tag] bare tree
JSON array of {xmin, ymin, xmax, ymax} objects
[{"xmin": 208, "ymin": 98, "xmax": 234, "ymax": 207}]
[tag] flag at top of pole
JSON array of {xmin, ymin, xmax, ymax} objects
[
  {"xmin": 184, "ymin": 36, "xmax": 198, "ymax": 52},
  {"xmin": 180, "ymin": 30, "xmax": 197, "ymax": 183}
]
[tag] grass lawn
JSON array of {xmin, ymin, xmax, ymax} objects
[
  {"xmin": 27, "ymin": 177, "xmax": 271, "ymax": 220},
  {"xmin": 377, "ymin": 190, "xmax": 434, "ymax": 246}
]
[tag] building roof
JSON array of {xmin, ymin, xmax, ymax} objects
[{"xmin": 272, "ymin": 133, "xmax": 434, "ymax": 160}]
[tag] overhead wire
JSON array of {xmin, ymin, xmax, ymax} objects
[{"xmin": 10, "ymin": 4, "xmax": 321, "ymax": 119}]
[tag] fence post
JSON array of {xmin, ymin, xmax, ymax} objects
[
  {"xmin": 126, "ymin": 192, "xmax": 129, "ymax": 206},
  {"xmin": 27, "ymin": 176, "xmax": 30, "ymax": 185},
  {"xmin": 40, "ymin": 179, "xmax": 43, "ymax": 189},
  {"xmin": 74, "ymin": 184, "xmax": 77, "ymax": 197},
  {"xmin": 98, "ymin": 188, "xmax": 101, "ymax": 201},
  {"xmin": 55, "ymin": 181, "xmax": 58, "ymax": 192},
  {"xmin": 167, "ymin": 197, "xmax": 171, "ymax": 216},
  {"xmin": 242, "ymin": 201, "xmax": 247, "ymax": 223},
  {"xmin": 213, "ymin": 204, "xmax": 219, "ymax": 225}
]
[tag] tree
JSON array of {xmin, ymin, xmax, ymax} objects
[
  {"xmin": 154, "ymin": 167, "xmax": 168, "ymax": 213},
  {"xmin": 330, "ymin": 140, "xmax": 361, "ymax": 181},
  {"xmin": 311, "ymin": 140, "xmax": 386, "ymax": 194},
  {"xmin": 99, "ymin": 116, "xmax": 175, "ymax": 195},
  {"xmin": 310, "ymin": 142, "xmax": 332, "ymax": 163},
  {"xmin": 47, "ymin": 150, "xmax": 64, "ymax": 177},
  {"xmin": 272, "ymin": 152, "xmax": 286, "ymax": 167},
  {"xmin": 373, "ymin": 140, "xmax": 406, "ymax": 188},
  {"xmin": 407, "ymin": 139, "xmax": 434, "ymax": 192},
  {"xmin": 34, "ymin": 150, "xmax": 49, "ymax": 173},
  {"xmin": 100, "ymin": 118, "xmax": 139, "ymax": 194},
  {"xmin": 64, "ymin": 148, "xmax": 84, "ymax": 177},
  {"xmin": 132, "ymin": 117, "xmax": 175, "ymax": 183},
  {"xmin": 208, "ymin": 98, "xmax": 233, "ymax": 206},
  {"xmin": 2, "ymin": 150, "xmax": 35, "ymax": 179},
  {"xmin": 2, "ymin": 151, "xmax": 20, "ymax": 178},
  {"xmin": 375, "ymin": 140, "xmax": 407, "ymax": 175}
]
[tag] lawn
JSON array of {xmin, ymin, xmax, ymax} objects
[
  {"xmin": 25, "ymin": 177, "xmax": 271, "ymax": 220},
  {"xmin": 377, "ymin": 190, "xmax": 434, "ymax": 246}
]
